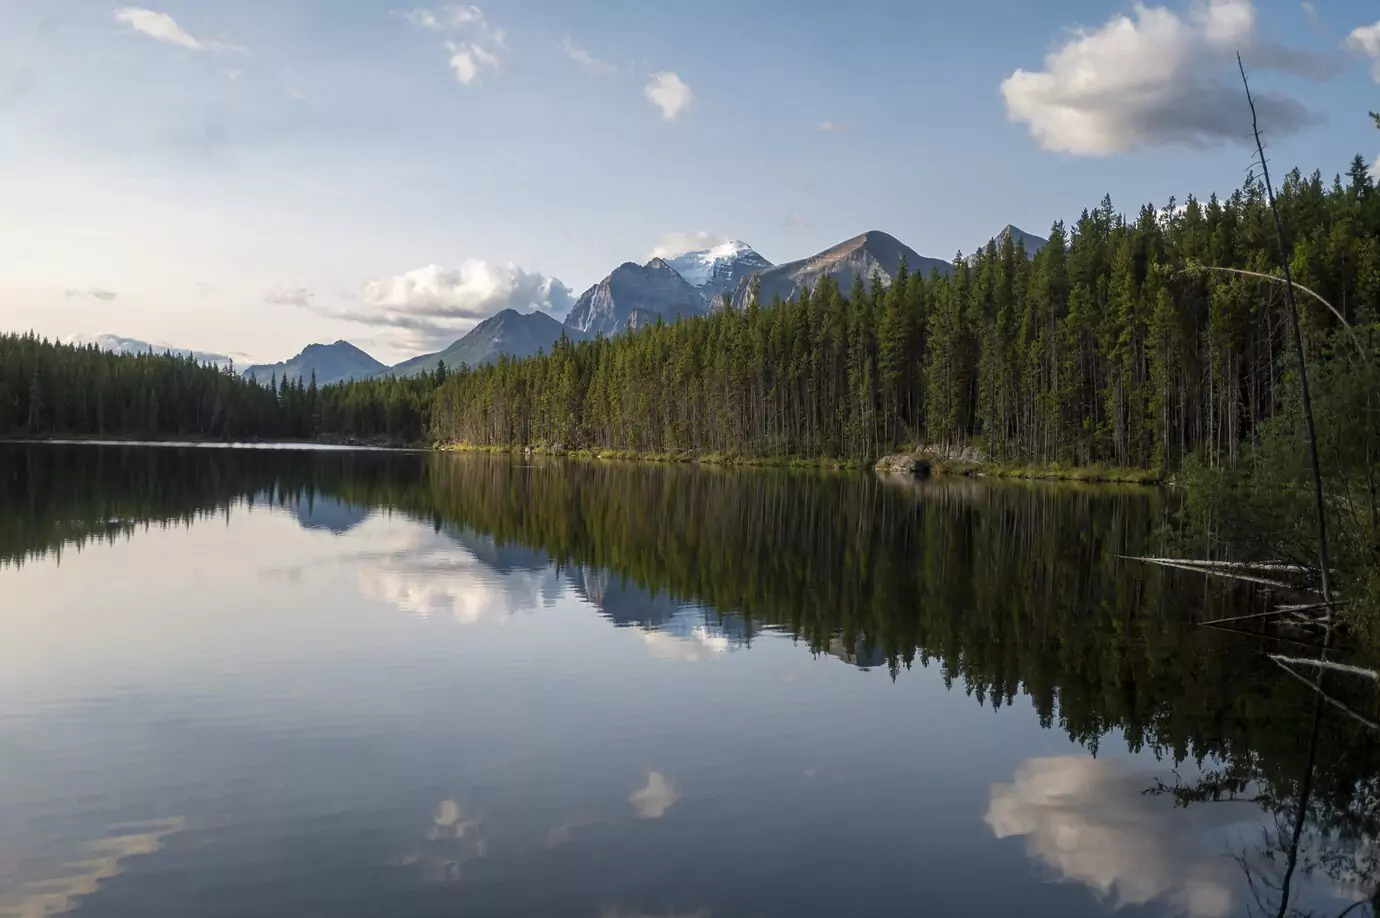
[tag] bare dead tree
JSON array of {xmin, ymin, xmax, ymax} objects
[{"xmin": 1238, "ymin": 54, "xmax": 1335, "ymax": 612}]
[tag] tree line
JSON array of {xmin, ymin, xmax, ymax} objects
[
  {"xmin": 0, "ymin": 333, "xmax": 439, "ymax": 443},
  {"xmin": 433, "ymin": 160, "xmax": 1380, "ymax": 470},
  {"xmin": 5, "ymin": 156, "xmax": 1378, "ymax": 472}
]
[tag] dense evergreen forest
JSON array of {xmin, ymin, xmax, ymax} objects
[
  {"xmin": 4, "ymin": 158, "xmax": 1379, "ymax": 476},
  {"xmin": 434, "ymin": 162, "xmax": 1380, "ymax": 470},
  {"xmin": 0, "ymin": 333, "xmax": 436, "ymax": 443}
]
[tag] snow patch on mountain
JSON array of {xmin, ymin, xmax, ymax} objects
[{"xmin": 664, "ymin": 241, "xmax": 770, "ymax": 288}]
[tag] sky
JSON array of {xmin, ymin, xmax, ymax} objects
[{"xmin": 1, "ymin": 0, "xmax": 1378, "ymax": 366}]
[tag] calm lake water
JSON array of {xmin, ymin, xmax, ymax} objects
[{"xmin": 2, "ymin": 443, "xmax": 1376, "ymax": 918}]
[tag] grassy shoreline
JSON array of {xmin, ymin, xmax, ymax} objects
[
  {"xmin": 435, "ymin": 442, "xmax": 1165, "ymax": 483},
  {"xmin": 4, "ymin": 435, "xmax": 1166, "ymax": 483}
]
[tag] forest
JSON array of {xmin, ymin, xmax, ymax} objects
[
  {"xmin": 3, "ymin": 156, "xmax": 1379, "ymax": 478},
  {"xmin": 0, "ymin": 333, "xmax": 437, "ymax": 444},
  {"xmin": 432, "ymin": 161, "xmax": 1380, "ymax": 472}
]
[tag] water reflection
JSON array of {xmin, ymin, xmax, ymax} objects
[
  {"xmin": 987, "ymin": 757, "xmax": 1241, "ymax": 917},
  {"xmin": 629, "ymin": 772, "xmax": 680, "ymax": 820},
  {"xmin": 0, "ymin": 818, "xmax": 185, "ymax": 918},
  {"xmin": 2, "ymin": 443, "xmax": 1378, "ymax": 918}
]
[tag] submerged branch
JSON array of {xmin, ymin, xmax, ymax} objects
[
  {"xmin": 1268, "ymin": 655, "xmax": 1379, "ymax": 682},
  {"xmin": 1269, "ymin": 657, "xmax": 1380, "ymax": 732}
]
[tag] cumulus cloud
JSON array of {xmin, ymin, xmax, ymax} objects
[
  {"xmin": 114, "ymin": 8, "xmax": 247, "ymax": 54},
  {"xmin": 65, "ymin": 287, "xmax": 117, "ymax": 301},
  {"xmin": 644, "ymin": 71, "xmax": 692, "ymax": 121},
  {"xmin": 629, "ymin": 771, "xmax": 680, "ymax": 819},
  {"xmin": 562, "ymin": 36, "xmax": 616, "ymax": 74},
  {"xmin": 649, "ymin": 231, "xmax": 728, "ymax": 259},
  {"xmin": 1349, "ymin": 20, "xmax": 1380, "ymax": 80},
  {"xmin": 398, "ymin": 5, "xmax": 504, "ymax": 85},
  {"xmin": 817, "ymin": 120, "xmax": 852, "ymax": 133},
  {"xmin": 1001, "ymin": 0, "xmax": 1332, "ymax": 155},
  {"xmin": 640, "ymin": 626, "xmax": 730, "ymax": 662},
  {"xmin": 985, "ymin": 756, "xmax": 1255, "ymax": 917},
  {"xmin": 346, "ymin": 260, "xmax": 573, "ymax": 349},
  {"xmin": 263, "ymin": 287, "xmax": 314, "ymax": 308}
]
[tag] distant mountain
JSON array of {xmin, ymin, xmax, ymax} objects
[
  {"xmin": 291, "ymin": 495, "xmax": 370, "ymax": 535},
  {"xmin": 973, "ymin": 224, "xmax": 1049, "ymax": 260},
  {"xmin": 386, "ymin": 309, "xmax": 582, "ymax": 378},
  {"xmin": 243, "ymin": 341, "xmax": 385, "ymax": 387},
  {"xmin": 84, "ymin": 334, "xmax": 233, "ymax": 368},
  {"xmin": 663, "ymin": 240, "xmax": 772, "ymax": 301},
  {"xmin": 725, "ymin": 230, "xmax": 951, "ymax": 310},
  {"xmin": 565, "ymin": 258, "xmax": 708, "ymax": 337}
]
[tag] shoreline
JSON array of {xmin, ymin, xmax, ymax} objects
[
  {"xmin": 436, "ymin": 443, "xmax": 1166, "ymax": 483},
  {"xmin": 2, "ymin": 436, "xmax": 1166, "ymax": 483}
]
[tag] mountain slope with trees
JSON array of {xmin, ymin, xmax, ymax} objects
[{"xmin": 432, "ymin": 162, "xmax": 1380, "ymax": 473}]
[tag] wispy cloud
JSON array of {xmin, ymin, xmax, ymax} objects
[
  {"xmin": 64, "ymin": 287, "xmax": 117, "ymax": 302},
  {"xmin": 649, "ymin": 231, "xmax": 727, "ymax": 259},
  {"xmin": 561, "ymin": 36, "xmax": 616, "ymax": 74},
  {"xmin": 397, "ymin": 5, "xmax": 504, "ymax": 85},
  {"xmin": 817, "ymin": 120, "xmax": 852, "ymax": 133},
  {"xmin": 263, "ymin": 287, "xmax": 314, "ymax": 308},
  {"xmin": 644, "ymin": 71, "xmax": 692, "ymax": 121},
  {"xmin": 114, "ymin": 8, "xmax": 247, "ymax": 54},
  {"xmin": 781, "ymin": 211, "xmax": 810, "ymax": 229},
  {"xmin": 1300, "ymin": 1, "xmax": 1320, "ymax": 30}
]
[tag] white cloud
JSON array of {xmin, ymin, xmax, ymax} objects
[
  {"xmin": 629, "ymin": 771, "xmax": 679, "ymax": 819},
  {"xmin": 114, "ymin": 8, "xmax": 247, "ymax": 54},
  {"xmin": 1001, "ymin": 0, "xmax": 1328, "ymax": 155},
  {"xmin": 353, "ymin": 526, "xmax": 558, "ymax": 622},
  {"xmin": 561, "ymin": 36, "xmax": 616, "ymax": 74},
  {"xmin": 781, "ymin": 211, "xmax": 810, "ymax": 229},
  {"xmin": 223, "ymin": 68, "xmax": 243, "ymax": 81},
  {"xmin": 263, "ymin": 287, "xmax": 313, "ymax": 308},
  {"xmin": 649, "ymin": 231, "xmax": 727, "ymax": 259},
  {"xmin": 640, "ymin": 626, "xmax": 730, "ymax": 662},
  {"xmin": 64, "ymin": 287, "xmax": 117, "ymax": 301},
  {"xmin": 986, "ymin": 756, "xmax": 1254, "ymax": 918},
  {"xmin": 398, "ymin": 5, "xmax": 503, "ymax": 85},
  {"xmin": 644, "ymin": 71, "xmax": 693, "ymax": 121},
  {"xmin": 1349, "ymin": 20, "xmax": 1380, "ymax": 80},
  {"xmin": 1300, "ymin": 1, "xmax": 1319, "ymax": 29},
  {"xmin": 447, "ymin": 41, "xmax": 499, "ymax": 84},
  {"xmin": 351, "ymin": 260, "xmax": 573, "ymax": 348},
  {"xmin": 1, "ymin": 818, "xmax": 185, "ymax": 918},
  {"xmin": 817, "ymin": 120, "xmax": 852, "ymax": 133},
  {"xmin": 428, "ymin": 799, "xmax": 481, "ymax": 841},
  {"xmin": 394, "ymin": 6, "xmax": 485, "ymax": 31},
  {"xmin": 75, "ymin": 334, "xmax": 234, "ymax": 367}
]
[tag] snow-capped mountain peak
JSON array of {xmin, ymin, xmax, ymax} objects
[{"xmin": 663, "ymin": 240, "xmax": 772, "ymax": 298}]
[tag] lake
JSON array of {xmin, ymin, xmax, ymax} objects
[{"xmin": 2, "ymin": 443, "xmax": 1376, "ymax": 918}]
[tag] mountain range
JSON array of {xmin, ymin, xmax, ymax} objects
[
  {"xmin": 228, "ymin": 224, "xmax": 1047, "ymax": 384},
  {"xmin": 382, "ymin": 310, "xmax": 584, "ymax": 378},
  {"xmin": 724, "ymin": 230, "xmax": 950, "ymax": 311},
  {"xmin": 242, "ymin": 340, "xmax": 386, "ymax": 387}
]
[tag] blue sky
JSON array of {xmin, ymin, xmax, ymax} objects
[{"xmin": 1, "ymin": 0, "xmax": 1377, "ymax": 364}]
